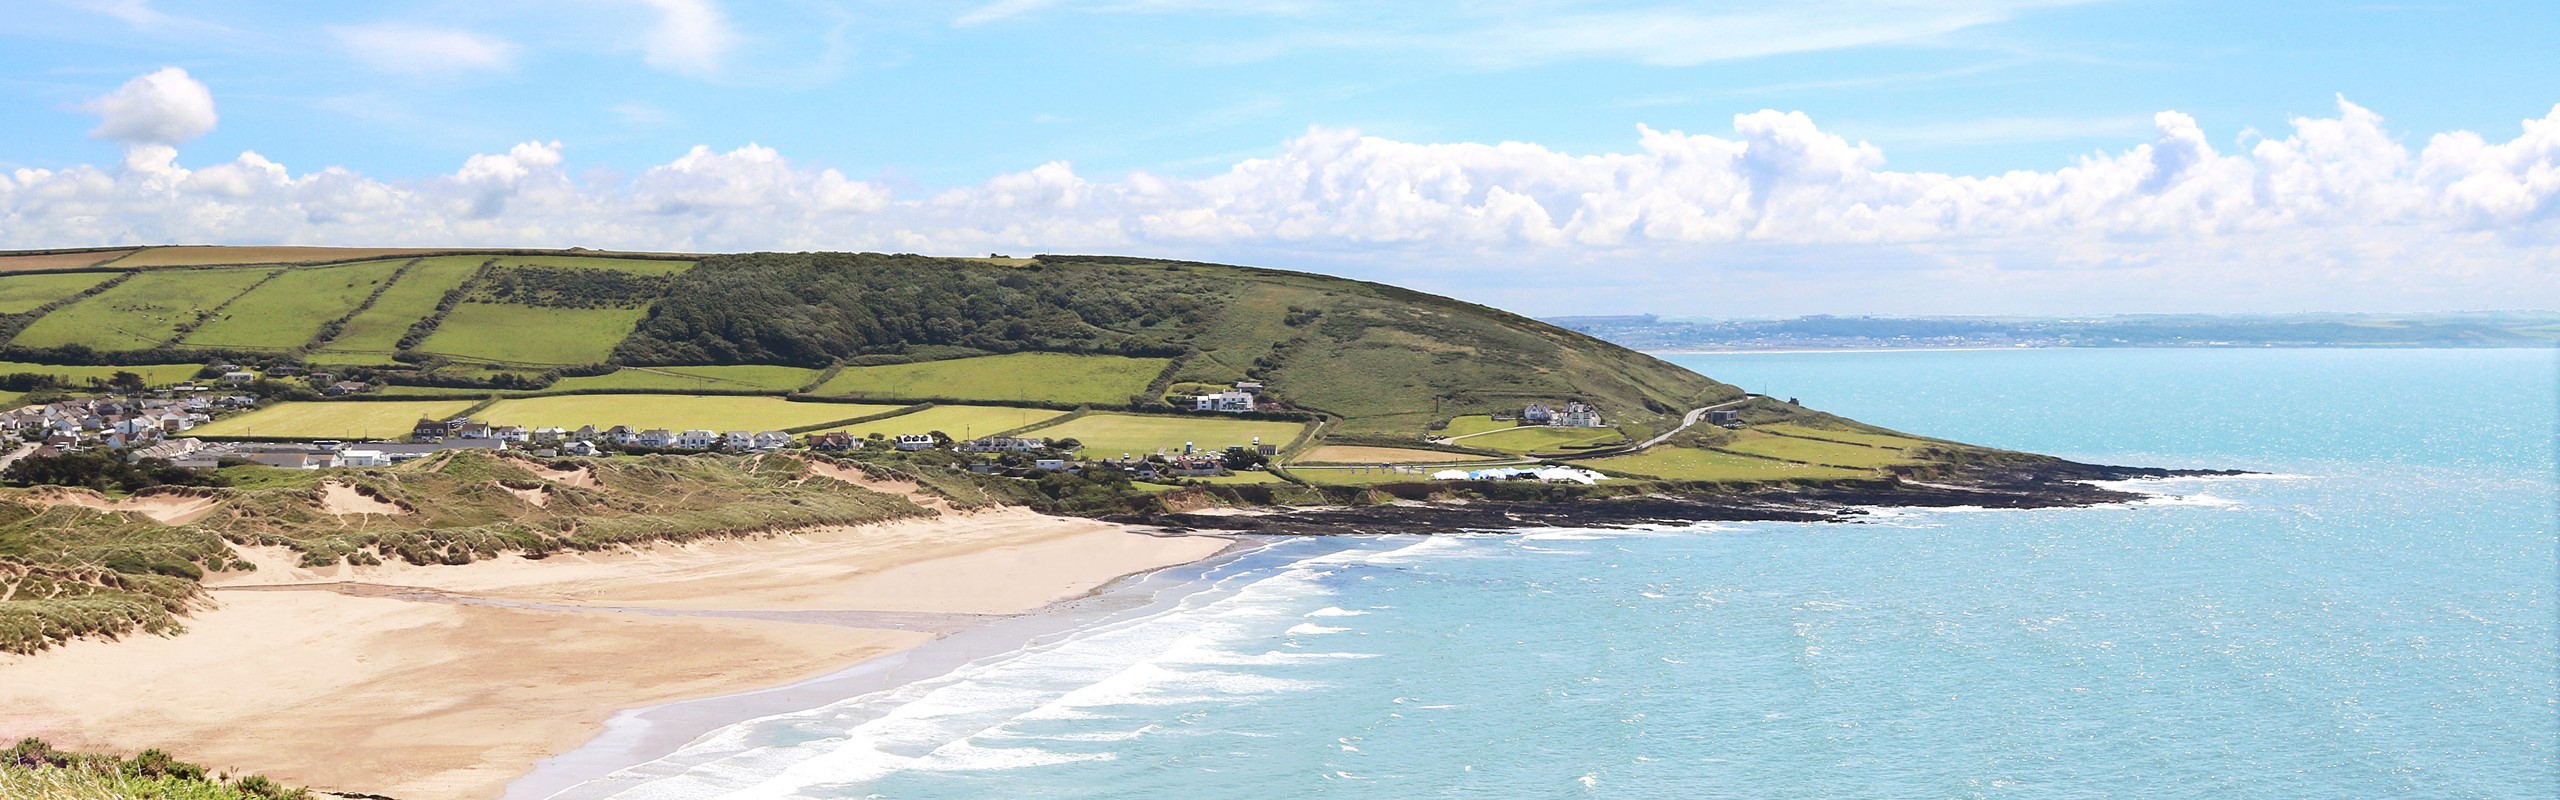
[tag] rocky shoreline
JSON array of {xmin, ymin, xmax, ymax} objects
[{"xmin": 1112, "ymin": 460, "xmax": 2249, "ymax": 536}]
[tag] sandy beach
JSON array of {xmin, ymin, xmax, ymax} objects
[{"xmin": 0, "ymin": 507, "xmax": 1228, "ymax": 799}]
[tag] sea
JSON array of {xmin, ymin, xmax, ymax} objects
[{"xmin": 538, "ymin": 348, "xmax": 2557, "ymax": 799}]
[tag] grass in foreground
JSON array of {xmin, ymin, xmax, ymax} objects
[
  {"xmin": 548, "ymin": 365, "xmax": 824, "ymax": 393},
  {"xmin": 10, "ymin": 268, "xmax": 279, "ymax": 351},
  {"xmin": 1, "ymin": 738, "xmax": 308, "ymax": 800},
  {"xmin": 811, "ymin": 352, "xmax": 1170, "ymax": 405},
  {"xmin": 1017, "ymin": 413, "xmax": 1308, "ymax": 458},
  {"xmin": 0, "ymin": 272, "xmax": 115, "ymax": 314},
  {"xmin": 181, "ymin": 260, "xmax": 405, "ymax": 350},
  {"xmin": 1583, "ymin": 445, "xmax": 1873, "ymax": 482},
  {"xmin": 416, "ymin": 303, "xmax": 646, "ymax": 365},
  {"xmin": 811, "ymin": 404, "xmax": 1066, "ymax": 440},
  {"xmin": 192, "ymin": 400, "xmax": 480, "ymax": 438},
  {"xmin": 476, "ymin": 394, "xmax": 904, "ymax": 431}
]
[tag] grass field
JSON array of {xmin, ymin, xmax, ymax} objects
[
  {"xmin": 477, "ymin": 395, "xmax": 905, "ymax": 431},
  {"xmin": 491, "ymin": 254, "xmax": 697, "ymax": 275},
  {"xmin": 310, "ymin": 256, "xmax": 487, "ymax": 363},
  {"xmin": 0, "ymin": 272, "xmax": 114, "ymax": 313},
  {"xmin": 812, "ymin": 404, "xmax": 1067, "ymax": 440},
  {"xmin": 1758, "ymin": 423, "xmax": 1938, "ymax": 450},
  {"xmin": 549, "ymin": 365, "xmax": 824, "ymax": 393},
  {"xmin": 1017, "ymin": 413, "xmax": 1308, "ymax": 458},
  {"xmin": 9, "ymin": 267, "xmax": 279, "ymax": 350},
  {"xmin": 1584, "ymin": 445, "xmax": 1873, "ymax": 482},
  {"xmin": 1438, "ymin": 415, "xmax": 1527, "ymax": 436},
  {"xmin": 193, "ymin": 400, "xmax": 479, "ymax": 438},
  {"xmin": 417, "ymin": 303, "xmax": 645, "ymax": 365},
  {"xmin": 1717, "ymin": 431, "xmax": 1925, "ymax": 469},
  {"xmin": 1459, "ymin": 425, "xmax": 1627, "ymax": 455},
  {"xmin": 100, "ymin": 245, "xmax": 438, "ymax": 267},
  {"xmin": 182, "ymin": 260, "xmax": 407, "ymax": 350},
  {"xmin": 811, "ymin": 352, "xmax": 1170, "ymax": 405},
  {"xmin": 0, "ymin": 249, "xmax": 133, "ymax": 272},
  {"xmin": 1291, "ymin": 465, "xmax": 1449, "ymax": 485},
  {"xmin": 0, "ymin": 361, "xmax": 200, "ymax": 387},
  {"xmin": 1295, "ymin": 445, "xmax": 1501, "ymax": 464}
]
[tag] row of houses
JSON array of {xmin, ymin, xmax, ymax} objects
[
  {"xmin": 0, "ymin": 395, "xmax": 257, "ymax": 454},
  {"xmin": 412, "ymin": 418, "xmax": 793, "ymax": 452}
]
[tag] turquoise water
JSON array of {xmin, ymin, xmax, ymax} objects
[{"xmin": 577, "ymin": 349, "xmax": 2557, "ymax": 799}]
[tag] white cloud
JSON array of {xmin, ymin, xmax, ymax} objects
[
  {"xmin": 81, "ymin": 67, "xmax": 216, "ymax": 147},
  {"xmin": 633, "ymin": 0, "xmax": 738, "ymax": 77},
  {"xmin": 332, "ymin": 24, "xmax": 519, "ymax": 76},
  {"xmin": 3, "ymin": 99, "xmax": 2553, "ymax": 313}
]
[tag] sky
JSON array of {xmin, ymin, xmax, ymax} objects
[{"xmin": 1, "ymin": 0, "xmax": 2555, "ymax": 316}]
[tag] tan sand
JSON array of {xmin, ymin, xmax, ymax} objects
[
  {"xmin": 3, "ymin": 509, "xmax": 1228, "ymax": 799},
  {"xmin": 319, "ymin": 481, "xmax": 408, "ymax": 515},
  {"xmin": 507, "ymin": 457, "xmax": 599, "ymax": 489},
  {"xmin": 500, "ymin": 482, "xmax": 552, "ymax": 507},
  {"xmin": 33, "ymin": 488, "xmax": 224, "ymax": 525},
  {"xmin": 803, "ymin": 458, "xmax": 951, "ymax": 513}
]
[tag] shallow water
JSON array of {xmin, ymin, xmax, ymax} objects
[{"xmin": 555, "ymin": 348, "xmax": 2558, "ymax": 798}]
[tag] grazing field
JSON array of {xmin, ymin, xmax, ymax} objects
[
  {"xmin": 811, "ymin": 353, "xmax": 1170, "ymax": 405},
  {"xmin": 0, "ymin": 249, "xmax": 134, "ymax": 272},
  {"xmin": 0, "ymin": 272, "xmax": 115, "ymax": 313},
  {"xmin": 417, "ymin": 303, "xmax": 646, "ymax": 365},
  {"xmin": 1439, "ymin": 415, "xmax": 1527, "ymax": 437},
  {"xmin": 1295, "ymin": 445, "xmax": 1501, "ymax": 464},
  {"xmin": 1716, "ymin": 431, "xmax": 1924, "ymax": 469},
  {"xmin": 9, "ymin": 267, "xmax": 279, "ymax": 350},
  {"xmin": 311, "ymin": 255, "xmax": 486, "ymax": 362},
  {"xmin": 548, "ymin": 365, "xmax": 824, "ymax": 393},
  {"xmin": 182, "ymin": 260, "xmax": 407, "ymax": 349},
  {"xmin": 97, "ymin": 245, "xmax": 440, "ymax": 267},
  {"xmin": 1291, "ymin": 466, "xmax": 1447, "ymax": 485},
  {"xmin": 1459, "ymin": 425, "xmax": 1627, "ymax": 455},
  {"xmin": 1758, "ymin": 423, "xmax": 1938, "ymax": 450},
  {"xmin": 1017, "ymin": 413, "xmax": 1308, "ymax": 458},
  {"xmin": 1584, "ymin": 446, "xmax": 1873, "ymax": 482},
  {"xmin": 491, "ymin": 254, "xmax": 697, "ymax": 275},
  {"xmin": 193, "ymin": 400, "xmax": 480, "ymax": 438},
  {"xmin": 0, "ymin": 361, "xmax": 200, "ymax": 386},
  {"xmin": 476, "ymin": 395, "xmax": 905, "ymax": 431},
  {"xmin": 813, "ymin": 405, "xmax": 1066, "ymax": 440}
]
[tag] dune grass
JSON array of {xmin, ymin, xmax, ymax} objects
[
  {"xmin": 811, "ymin": 352, "xmax": 1170, "ymax": 405},
  {"xmin": 182, "ymin": 260, "xmax": 407, "ymax": 350},
  {"xmin": 416, "ymin": 303, "xmax": 645, "ymax": 365},
  {"xmin": 808, "ymin": 404, "xmax": 1065, "ymax": 440},
  {"xmin": 10, "ymin": 268, "xmax": 279, "ymax": 350},
  {"xmin": 0, "ymin": 272, "xmax": 116, "ymax": 314},
  {"xmin": 476, "ymin": 394, "xmax": 904, "ymax": 431},
  {"xmin": 1584, "ymin": 445, "xmax": 1873, "ymax": 482},
  {"xmin": 192, "ymin": 400, "xmax": 480, "ymax": 438},
  {"xmin": 548, "ymin": 365, "xmax": 824, "ymax": 393},
  {"xmin": 1016, "ymin": 412, "xmax": 1308, "ymax": 458}
]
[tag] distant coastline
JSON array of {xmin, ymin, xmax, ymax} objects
[{"xmin": 1551, "ymin": 311, "xmax": 2560, "ymax": 352}]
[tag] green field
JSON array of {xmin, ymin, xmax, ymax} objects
[
  {"xmin": 1016, "ymin": 413, "xmax": 1308, "ymax": 458},
  {"xmin": 1292, "ymin": 466, "xmax": 1446, "ymax": 485},
  {"xmin": 1439, "ymin": 415, "xmax": 1526, "ymax": 436},
  {"xmin": 1758, "ymin": 423, "xmax": 1938, "ymax": 450},
  {"xmin": 0, "ymin": 361, "xmax": 201, "ymax": 387},
  {"xmin": 9, "ymin": 267, "xmax": 278, "ymax": 350},
  {"xmin": 1459, "ymin": 425, "xmax": 1627, "ymax": 455},
  {"xmin": 813, "ymin": 404, "xmax": 1067, "ymax": 440},
  {"xmin": 310, "ymin": 256, "xmax": 487, "ymax": 363},
  {"xmin": 182, "ymin": 260, "xmax": 407, "ymax": 350},
  {"xmin": 811, "ymin": 352, "xmax": 1170, "ymax": 405},
  {"xmin": 1584, "ymin": 446, "xmax": 1872, "ymax": 482},
  {"xmin": 417, "ymin": 303, "xmax": 645, "ymax": 365},
  {"xmin": 491, "ymin": 254, "xmax": 696, "ymax": 275},
  {"xmin": 1717, "ymin": 431, "xmax": 1924, "ymax": 469},
  {"xmin": 193, "ymin": 400, "xmax": 480, "ymax": 438},
  {"xmin": 477, "ymin": 394, "xmax": 905, "ymax": 431},
  {"xmin": 549, "ymin": 365, "xmax": 824, "ymax": 393},
  {"xmin": 0, "ymin": 272, "xmax": 115, "ymax": 313}
]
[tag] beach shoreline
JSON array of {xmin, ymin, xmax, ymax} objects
[{"xmin": 0, "ymin": 508, "xmax": 1233, "ymax": 800}]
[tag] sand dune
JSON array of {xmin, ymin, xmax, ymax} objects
[
  {"xmin": 1, "ymin": 508, "xmax": 1226, "ymax": 800},
  {"xmin": 33, "ymin": 487, "xmax": 224, "ymax": 525},
  {"xmin": 319, "ymin": 481, "xmax": 407, "ymax": 515}
]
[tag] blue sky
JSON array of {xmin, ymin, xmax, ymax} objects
[{"xmin": 2, "ymin": 1, "xmax": 2555, "ymax": 315}]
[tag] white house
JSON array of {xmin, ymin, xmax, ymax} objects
[
  {"xmin": 722, "ymin": 430, "xmax": 756, "ymax": 450},
  {"xmin": 1194, "ymin": 391, "xmax": 1256, "ymax": 412},
  {"xmin": 339, "ymin": 449, "xmax": 391, "ymax": 467},
  {"xmin": 1033, "ymin": 458, "xmax": 1069, "ymax": 471},
  {"xmin": 894, "ymin": 434, "xmax": 937, "ymax": 451},
  {"xmin": 674, "ymin": 430, "xmax": 720, "ymax": 449},
  {"xmin": 635, "ymin": 428, "xmax": 673, "ymax": 448},
  {"xmin": 1557, "ymin": 402, "xmax": 1603, "ymax": 428},
  {"xmin": 752, "ymin": 431, "xmax": 792, "ymax": 450}
]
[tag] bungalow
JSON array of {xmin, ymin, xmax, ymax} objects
[
  {"xmin": 806, "ymin": 432, "xmax": 862, "ymax": 451},
  {"xmin": 323, "ymin": 381, "xmax": 370, "ymax": 397},
  {"xmin": 1194, "ymin": 391, "xmax": 1256, "ymax": 413},
  {"xmin": 894, "ymin": 434, "xmax": 937, "ymax": 451},
  {"xmin": 339, "ymin": 449, "xmax": 391, "ymax": 467},
  {"xmin": 673, "ymin": 429, "xmax": 720, "ymax": 450},
  {"xmin": 219, "ymin": 371, "xmax": 258, "ymax": 385},
  {"xmin": 1033, "ymin": 457, "xmax": 1070, "ymax": 472},
  {"xmin": 959, "ymin": 436, "xmax": 1045, "ymax": 453}
]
